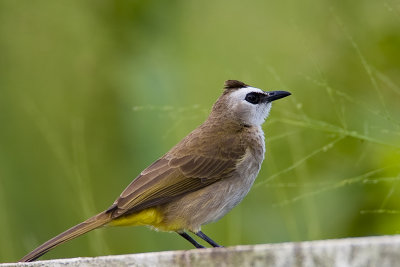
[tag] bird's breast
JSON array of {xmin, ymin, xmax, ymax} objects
[
  {"xmin": 155, "ymin": 126, "xmax": 266, "ymax": 232},
  {"xmin": 198, "ymin": 126, "xmax": 266, "ymax": 224},
  {"xmin": 227, "ymin": 126, "xmax": 266, "ymax": 203}
]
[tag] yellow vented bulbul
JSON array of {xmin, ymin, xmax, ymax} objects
[{"xmin": 20, "ymin": 80, "xmax": 291, "ymax": 262}]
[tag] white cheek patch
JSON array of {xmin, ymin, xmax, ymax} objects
[
  {"xmin": 227, "ymin": 86, "xmax": 272, "ymax": 126},
  {"xmin": 247, "ymin": 102, "xmax": 270, "ymax": 125}
]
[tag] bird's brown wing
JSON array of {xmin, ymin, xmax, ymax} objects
[{"xmin": 107, "ymin": 151, "xmax": 244, "ymax": 218}]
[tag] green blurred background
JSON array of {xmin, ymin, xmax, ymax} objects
[{"xmin": 1, "ymin": 0, "xmax": 400, "ymax": 263}]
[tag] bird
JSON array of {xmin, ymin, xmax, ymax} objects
[{"xmin": 19, "ymin": 80, "xmax": 291, "ymax": 262}]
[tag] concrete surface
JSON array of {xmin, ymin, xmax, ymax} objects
[{"xmin": 3, "ymin": 235, "xmax": 400, "ymax": 267}]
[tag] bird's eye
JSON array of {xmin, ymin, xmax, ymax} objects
[{"xmin": 245, "ymin": 93, "xmax": 260, "ymax": 104}]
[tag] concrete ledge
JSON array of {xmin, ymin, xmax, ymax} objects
[{"xmin": 3, "ymin": 235, "xmax": 400, "ymax": 267}]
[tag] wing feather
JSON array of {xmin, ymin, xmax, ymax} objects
[{"xmin": 107, "ymin": 129, "xmax": 248, "ymax": 218}]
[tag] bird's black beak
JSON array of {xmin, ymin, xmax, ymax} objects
[{"xmin": 264, "ymin": 91, "xmax": 291, "ymax": 102}]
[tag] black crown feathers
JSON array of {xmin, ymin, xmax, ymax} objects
[{"xmin": 224, "ymin": 80, "xmax": 249, "ymax": 90}]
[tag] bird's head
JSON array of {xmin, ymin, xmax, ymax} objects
[{"xmin": 211, "ymin": 80, "xmax": 291, "ymax": 127}]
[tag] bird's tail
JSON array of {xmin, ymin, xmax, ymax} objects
[{"xmin": 19, "ymin": 211, "xmax": 112, "ymax": 262}]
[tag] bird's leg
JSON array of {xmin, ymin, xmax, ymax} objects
[
  {"xmin": 195, "ymin": 231, "xmax": 224, "ymax": 247},
  {"xmin": 178, "ymin": 232, "xmax": 205, "ymax": 248}
]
